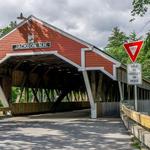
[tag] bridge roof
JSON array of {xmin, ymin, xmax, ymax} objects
[
  {"xmin": 0, "ymin": 15, "xmax": 120, "ymax": 80},
  {"xmin": 0, "ymin": 15, "xmax": 149, "ymax": 90}
]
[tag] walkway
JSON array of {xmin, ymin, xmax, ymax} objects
[{"xmin": 0, "ymin": 110, "xmax": 134, "ymax": 150}]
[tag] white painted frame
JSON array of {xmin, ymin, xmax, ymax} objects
[
  {"xmin": 0, "ymin": 85, "xmax": 9, "ymax": 107},
  {"xmin": 82, "ymin": 70, "xmax": 97, "ymax": 119},
  {"xmin": 0, "ymin": 15, "xmax": 121, "ymax": 81},
  {"xmin": 0, "ymin": 51, "xmax": 81, "ymax": 70},
  {"xmin": 81, "ymin": 48, "xmax": 121, "ymax": 80}
]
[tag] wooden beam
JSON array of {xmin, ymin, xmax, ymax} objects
[
  {"xmin": 0, "ymin": 85, "xmax": 9, "ymax": 107},
  {"xmin": 82, "ymin": 71, "xmax": 97, "ymax": 119},
  {"xmin": 91, "ymin": 71, "xmax": 96, "ymax": 100},
  {"xmin": 118, "ymin": 81, "xmax": 123, "ymax": 101},
  {"xmin": 31, "ymin": 88, "xmax": 39, "ymax": 102},
  {"xmin": 13, "ymin": 61, "xmax": 23, "ymax": 70},
  {"xmin": 121, "ymin": 104, "xmax": 150, "ymax": 129},
  {"xmin": 16, "ymin": 74, "xmax": 27, "ymax": 103},
  {"xmin": 51, "ymin": 89, "xmax": 71, "ymax": 112},
  {"xmin": 44, "ymin": 89, "xmax": 51, "ymax": 102}
]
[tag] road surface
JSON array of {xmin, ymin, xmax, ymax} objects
[{"xmin": 0, "ymin": 110, "xmax": 135, "ymax": 150}]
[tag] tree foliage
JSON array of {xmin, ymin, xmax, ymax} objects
[
  {"xmin": 0, "ymin": 21, "xmax": 16, "ymax": 38},
  {"xmin": 131, "ymin": 0, "xmax": 150, "ymax": 16},
  {"xmin": 106, "ymin": 27, "xmax": 150, "ymax": 80},
  {"xmin": 105, "ymin": 27, "xmax": 128, "ymax": 63}
]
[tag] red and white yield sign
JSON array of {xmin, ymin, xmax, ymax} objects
[{"xmin": 123, "ymin": 41, "xmax": 143, "ymax": 62}]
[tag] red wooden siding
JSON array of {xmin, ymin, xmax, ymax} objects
[
  {"xmin": 0, "ymin": 20, "xmax": 87, "ymax": 65},
  {"xmin": 0, "ymin": 17, "xmax": 117, "ymax": 77},
  {"xmin": 85, "ymin": 51, "xmax": 114, "ymax": 75}
]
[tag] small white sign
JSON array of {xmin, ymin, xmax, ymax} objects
[{"xmin": 127, "ymin": 63, "xmax": 142, "ymax": 85}]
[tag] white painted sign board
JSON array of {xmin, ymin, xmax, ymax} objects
[{"xmin": 127, "ymin": 63, "xmax": 142, "ymax": 85}]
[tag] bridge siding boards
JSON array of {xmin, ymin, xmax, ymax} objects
[
  {"xmin": 0, "ymin": 20, "xmax": 86, "ymax": 65},
  {"xmin": 85, "ymin": 51, "xmax": 114, "ymax": 74}
]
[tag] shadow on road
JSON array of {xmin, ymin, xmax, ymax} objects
[{"xmin": 0, "ymin": 110, "xmax": 133, "ymax": 150}]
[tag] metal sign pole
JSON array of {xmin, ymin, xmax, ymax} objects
[
  {"xmin": 124, "ymin": 40, "xmax": 143, "ymax": 112},
  {"xmin": 134, "ymin": 85, "xmax": 138, "ymax": 111}
]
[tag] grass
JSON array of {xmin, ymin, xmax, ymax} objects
[{"xmin": 131, "ymin": 137, "xmax": 141, "ymax": 149}]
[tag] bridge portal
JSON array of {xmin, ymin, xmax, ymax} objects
[{"xmin": 0, "ymin": 15, "xmax": 150, "ymax": 118}]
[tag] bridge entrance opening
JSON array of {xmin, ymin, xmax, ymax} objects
[{"xmin": 0, "ymin": 54, "xmax": 92, "ymax": 116}]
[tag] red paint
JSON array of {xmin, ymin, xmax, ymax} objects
[
  {"xmin": 0, "ymin": 20, "xmax": 87, "ymax": 65},
  {"xmin": 123, "ymin": 41, "xmax": 143, "ymax": 62},
  {"xmin": 0, "ymin": 17, "xmax": 117, "ymax": 76},
  {"xmin": 85, "ymin": 51, "xmax": 114, "ymax": 74}
]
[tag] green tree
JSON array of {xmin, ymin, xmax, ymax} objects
[
  {"xmin": 106, "ymin": 27, "xmax": 150, "ymax": 80},
  {"xmin": 128, "ymin": 31, "xmax": 142, "ymax": 41},
  {"xmin": 105, "ymin": 27, "xmax": 129, "ymax": 63},
  {"xmin": 140, "ymin": 32, "xmax": 150, "ymax": 79},
  {"xmin": 131, "ymin": 0, "xmax": 150, "ymax": 16},
  {"xmin": 106, "ymin": 27, "xmax": 144, "ymax": 64},
  {"xmin": 0, "ymin": 21, "xmax": 17, "ymax": 38}
]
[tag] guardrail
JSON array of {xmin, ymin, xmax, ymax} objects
[
  {"xmin": 121, "ymin": 103, "xmax": 150, "ymax": 148},
  {"xmin": 121, "ymin": 104, "xmax": 150, "ymax": 129},
  {"xmin": 123, "ymin": 100, "xmax": 150, "ymax": 114}
]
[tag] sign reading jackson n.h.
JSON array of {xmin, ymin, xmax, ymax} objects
[{"xmin": 12, "ymin": 34, "xmax": 51, "ymax": 50}]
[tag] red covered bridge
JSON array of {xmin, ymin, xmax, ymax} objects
[{"xmin": 0, "ymin": 15, "xmax": 150, "ymax": 118}]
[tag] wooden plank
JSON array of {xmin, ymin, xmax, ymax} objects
[
  {"xmin": 121, "ymin": 104, "xmax": 150, "ymax": 129},
  {"xmin": 91, "ymin": 71, "xmax": 96, "ymax": 100},
  {"xmin": 31, "ymin": 88, "xmax": 39, "ymax": 102},
  {"xmin": 96, "ymin": 73, "xmax": 103, "ymax": 101}
]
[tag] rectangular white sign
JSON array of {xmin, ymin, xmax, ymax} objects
[
  {"xmin": 127, "ymin": 63, "xmax": 142, "ymax": 85},
  {"xmin": 12, "ymin": 42, "xmax": 51, "ymax": 50}
]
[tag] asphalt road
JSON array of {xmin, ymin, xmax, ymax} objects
[{"xmin": 0, "ymin": 109, "xmax": 135, "ymax": 150}]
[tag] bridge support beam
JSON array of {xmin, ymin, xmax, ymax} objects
[
  {"xmin": 0, "ymin": 76, "xmax": 12, "ymax": 107},
  {"xmin": 118, "ymin": 81, "xmax": 124, "ymax": 101},
  {"xmin": 82, "ymin": 71, "xmax": 97, "ymax": 119},
  {"xmin": 0, "ymin": 85, "xmax": 9, "ymax": 107}
]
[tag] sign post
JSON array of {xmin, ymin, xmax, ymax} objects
[
  {"xmin": 134, "ymin": 85, "xmax": 137, "ymax": 111},
  {"xmin": 127, "ymin": 63, "xmax": 142, "ymax": 111},
  {"xmin": 124, "ymin": 41, "xmax": 143, "ymax": 111}
]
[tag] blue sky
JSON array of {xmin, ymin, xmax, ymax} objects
[{"xmin": 0, "ymin": 0, "xmax": 149, "ymax": 48}]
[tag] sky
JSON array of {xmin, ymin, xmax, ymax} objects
[{"xmin": 0, "ymin": 0, "xmax": 150, "ymax": 49}]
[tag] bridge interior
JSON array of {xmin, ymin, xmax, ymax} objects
[
  {"xmin": 0, "ymin": 53, "xmax": 150, "ymax": 118},
  {"xmin": 0, "ymin": 53, "xmax": 122, "ymax": 117}
]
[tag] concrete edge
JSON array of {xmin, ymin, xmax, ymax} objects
[{"xmin": 121, "ymin": 113, "xmax": 150, "ymax": 149}]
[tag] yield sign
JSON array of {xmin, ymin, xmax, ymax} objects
[{"xmin": 123, "ymin": 41, "xmax": 143, "ymax": 62}]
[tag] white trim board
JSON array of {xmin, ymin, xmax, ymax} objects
[
  {"xmin": 92, "ymin": 48, "xmax": 121, "ymax": 67},
  {"xmin": 0, "ymin": 17, "xmax": 30, "ymax": 41},
  {"xmin": 0, "ymin": 51, "xmax": 81, "ymax": 69},
  {"xmin": 0, "ymin": 15, "xmax": 121, "ymax": 81},
  {"xmin": 31, "ymin": 15, "xmax": 93, "ymax": 48},
  {"xmin": 82, "ymin": 70, "xmax": 97, "ymax": 118},
  {"xmin": 0, "ymin": 85, "xmax": 9, "ymax": 107},
  {"xmin": 81, "ymin": 47, "xmax": 119, "ymax": 80},
  {"xmin": 0, "ymin": 50, "xmax": 117, "ymax": 80}
]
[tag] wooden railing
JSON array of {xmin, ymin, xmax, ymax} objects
[{"xmin": 121, "ymin": 104, "xmax": 150, "ymax": 129}]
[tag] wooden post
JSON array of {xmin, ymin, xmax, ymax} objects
[
  {"xmin": 91, "ymin": 72, "xmax": 96, "ymax": 100},
  {"xmin": 0, "ymin": 85, "xmax": 9, "ymax": 107},
  {"xmin": 96, "ymin": 73, "xmax": 103, "ymax": 101},
  {"xmin": 118, "ymin": 81, "xmax": 123, "ymax": 101},
  {"xmin": 1, "ymin": 76, "xmax": 12, "ymax": 105}
]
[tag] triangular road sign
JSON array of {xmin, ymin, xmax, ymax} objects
[{"xmin": 123, "ymin": 41, "xmax": 143, "ymax": 62}]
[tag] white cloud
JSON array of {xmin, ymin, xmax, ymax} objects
[{"xmin": 0, "ymin": 0, "xmax": 149, "ymax": 48}]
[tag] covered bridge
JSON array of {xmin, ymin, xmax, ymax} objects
[{"xmin": 0, "ymin": 15, "xmax": 150, "ymax": 118}]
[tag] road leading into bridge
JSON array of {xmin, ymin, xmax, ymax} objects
[{"xmin": 0, "ymin": 110, "xmax": 135, "ymax": 150}]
